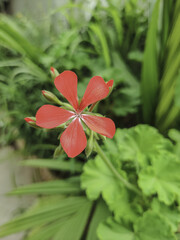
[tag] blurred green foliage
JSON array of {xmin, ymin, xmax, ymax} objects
[
  {"xmin": 0, "ymin": 0, "xmax": 151, "ymax": 157},
  {"xmin": 0, "ymin": 0, "xmax": 180, "ymax": 239}
]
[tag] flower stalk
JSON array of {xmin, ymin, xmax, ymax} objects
[{"xmin": 94, "ymin": 141, "xmax": 142, "ymax": 196}]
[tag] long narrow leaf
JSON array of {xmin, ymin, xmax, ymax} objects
[
  {"xmin": 155, "ymin": 1, "xmax": 180, "ymax": 131},
  {"xmin": 0, "ymin": 196, "xmax": 89, "ymax": 237},
  {"xmin": 141, "ymin": 0, "xmax": 160, "ymax": 123},
  {"xmin": 8, "ymin": 178, "xmax": 81, "ymax": 196},
  {"xmin": 90, "ymin": 24, "xmax": 111, "ymax": 67},
  {"xmin": 86, "ymin": 199, "xmax": 111, "ymax": 240},
  {"xmin": 21, "ymin": 158, "xmax": 83, "ymax": 173}
]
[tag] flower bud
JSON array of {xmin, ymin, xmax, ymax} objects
[
  {"xmin": 85, "ymin": 130, "xmax": 94, "ymax": 158},
  {"xmin": 42, "ymin": 90, "xmax": 62, "ymax": 105},
  {"xmin": 53, "ymin": 144, "xmax": 64, "ymax": 158},
  {"xmin": 24, "ymin": 117, "xmax": 41, "ymax": 129},
  {"xmin": 50, "ymin": 67, "xmax": 59, "ymax": 79},
  {"xmin": 106, "ymin": 79, "xmax": 114, "ymax": 95}
]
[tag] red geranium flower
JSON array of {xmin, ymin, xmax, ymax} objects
[{"xmin": 35, "ymin": 71, "xmax": 116, "ymax": 158}]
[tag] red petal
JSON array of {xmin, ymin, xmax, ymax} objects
[
  {"xmin": 36, "ymin": 105, "xmax": 74, "ymax": 129},
  {"xmin": 60, "ymin": 118, "xmax": 87, "ymax": 158},
  {"xmin": 106, "ymin": 79, "xmax": 114, "ymax": 88},
  {"xmin": 82, "ymin": 114, "xmax": 116, "ymax": 138},
  {"xmin": 79, "ymin": 76, "xmax": 109, "ymax": 111},
  {"xmin": 54, "ymin": 71, "xmax": 78, "ymax": 110}
]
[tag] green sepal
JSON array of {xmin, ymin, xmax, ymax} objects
[
  {"xmin": 61, "ymin": 103, "xmax": 75, "ymax": 111},
  {"xmin": 53, "ymin": 145, "xmax": 64, "ymax": 158},
  {"xmin": 85, "ymin": 130, "xmax": 94, "ymax": 158}
]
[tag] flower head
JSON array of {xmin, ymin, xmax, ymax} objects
[{"xmin": 33, "ymin": 70, "xmax": 116, "ymax": 158}]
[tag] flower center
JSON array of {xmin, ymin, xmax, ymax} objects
[{"xmin": 75, "ymin": 112, "xmax": 82, "ymax": 119}]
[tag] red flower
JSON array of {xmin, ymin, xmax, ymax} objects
[{"xmin": 35, "ymin": 71, "xmax": 116, "ymax": 158}]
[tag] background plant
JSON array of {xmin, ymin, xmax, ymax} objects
[
  {"xmin": 0, "ymin": 0, "xmax": 150, "ymax": 157},
  {"xmin": 0, "ymin": 0, "xmax": 180, "ymax": 239}
]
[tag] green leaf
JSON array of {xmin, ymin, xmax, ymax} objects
[
  {"xmin": 81, "ymin": 155, "xmax": 119, "ymax": 200},
  {"xmin": 141, "ymin": 0, "xmax": 160, "ymax": 123},
  {"xmin": 90, "ymin": 23, "xmax": 111, "ymax": 67},
  {"xmin": 86, "ymin": 199, "xmax": 111, "ymax": 240},
  {"xmin": 81, "ymin": 155, "xmax": 138, "ymax": 221},
  {"xmin": 114, "ymin": 125, "xmax": 173, "ymax": 166},
  {"xmin": 0, "ymin": 196, "xmax": 92, "ymax": 238},
  {"xmin": 174, "ymin": 70, "xmax": 180, "ymax": 108},
  {"xmin": 53, "ymin": 199, "xmax": 92, "ymax": 240},
  {"xmin": 155, "ymin": 1, "xmax": 180, "ymax": 131},
  {"xmin": 112, "ymin": 52, "xmax": 139, "ymax": 88},
  {"xmin": 128, "ymin": 50, "xmax": 143, "ymax": 62},
  {"xmin": 0, "ymin": 58, "xmax": 21, "ymax": 67},
  {"xmin": 176, "ymin": 233, "xmax": 180, "ymax": 240},
  {"xmin": 0, "ymin": 15, "xmax": 40, "ymax": 62},
  {"xmin": 138, "ymin": 152, "xmax": 180, "ymax": 204},
  {"xmin": 97, "ymin": 217, "xmax": 135, "ymax": 240},
  {"xmin": 98, "ymin": 211, "xmax": 176, "ymax": 240},
  {"xmin": 151, "ymin": 198, "xmax": 180, "ymax": 232},
  {"xmin": 112, "ymin": 87, "xmax": 140, "ymax": 116},
  {"xmin": 8, "ymin": 177, "xmax": 81, "ymax": 195},
  {"xmin": 107, "ymin": 7, "xmax": 123, "ymax": 45},
  {"xmin": 168, "ymin": 129, "xmax": 180, "ymax": 156},
  {"xmin": 25, "ymin": 196, "xmax": 92, "ymax": 240},
  {"xmin": 25, "ymin": 218, "xmax": 68, "ymax": 240},
  {"xmin": 168, "ymin": 129, "xmax": 180, "ymax": 143},
  {"xmin": 21, "ymin": 157, "xmax": 83, "ymax": 173},
  {"xmin": 134, "ymin": 211, "xmax": 176, "ymax": 240}
]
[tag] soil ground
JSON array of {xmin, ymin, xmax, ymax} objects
[{"xmin": 0, "ymin": 147, "xmax": 34, "ymax": 240}]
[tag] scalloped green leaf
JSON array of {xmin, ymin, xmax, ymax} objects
[
  {"xmin": 97, "ymin": 217, "xmax": 135, "ymax": 240},
  {"xmin": 138, "ymin": 152, "xmax": 180, "ymax": 204},
  {"xmin": 81, "ymin": 156, "xmax": 138, "ymax": 221},
  {"xmin": 134, "ymin": 211, "xmax": 176, "ymax": 240},
  {"xmin": 151, "ymin": 198, "xmax": 180, "ymax": 232},
  {"xmin": 114, "ymin": 125, "xmax": 173, "ymax": 166},
  {"xmin": 98, "ymin": 211, "xmax": 176, "ymax": 240}
]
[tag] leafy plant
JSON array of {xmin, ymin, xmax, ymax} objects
[
  {"xmin": 1, "ymin": 125, "xmax": 180, "ymax": 239},
  {"xmin": 81, "ymin": 125, "xmax": 180, "ymax": 240},
  {"xmin": 1, "ymin": 0, "xmax": 180, "ymax": 239},
  {"xmin": 0, "ymin": 0, "xmax": 150, "ymax": 153},
  {"xmin": 141, "ymin": 0, "xmax": 180, "ymax": 131}
]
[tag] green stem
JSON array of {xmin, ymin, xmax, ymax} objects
[
  {"xmin": 94, "ymin": 141, "xmax": 142, "ymax": 196},
  {"xmin": 89, "ymin": 102, "xmax": 98, "ymax": 112}
]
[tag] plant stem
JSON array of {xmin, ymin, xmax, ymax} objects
[
  {"xmin": 94, "ymin": 141, "xmax": 142, "ymax": 196},
  {"xmin": 89, "ymin": 102, "xmax": 97, "ymax": 112}
]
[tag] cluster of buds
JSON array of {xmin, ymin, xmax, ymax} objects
[{"xmin": 25, "ymin": 67, "xmax": 115, "ymax": 158}]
